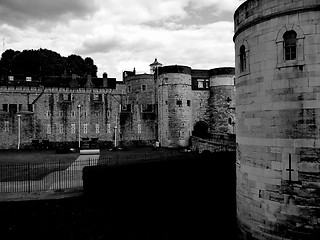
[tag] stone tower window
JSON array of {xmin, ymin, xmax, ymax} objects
[
  {"xmin": 240, "ymin": 45, "xmax": 247, "ymax": 72},
  {"xmin": 276, "ymin": 24, "xmax": 305, "ymax": 69},
  {"xmin": 283, "ymin": 30, "xmax": 297, "ymax": 61}
]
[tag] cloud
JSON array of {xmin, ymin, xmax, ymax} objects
[
  {"xmin": 0, "ymin": 0, "xmax": 99, "ymax": 28},
  {"xmin": 74, "ymin": 20, "xmax": 235, "ymax": 80},
  {"xmin": 0, "ymin": 0, "xmax": 244, "ymax": 81},
  {"xmin": 189, "ymin": 0, "xmax": 244, "ymax": 12}
]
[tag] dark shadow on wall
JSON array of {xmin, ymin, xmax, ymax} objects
[{"xmin": 192, "ymin": 121, "xmax": 209, "ymax": 138}]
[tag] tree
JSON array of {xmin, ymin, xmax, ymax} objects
[
  {"xmin": 85, "ymin": 57, "xmax": 98, "ymax": 77},
  {"xmin": 0, "ymin": 48, "xmax": 99, "ymax": 78}
]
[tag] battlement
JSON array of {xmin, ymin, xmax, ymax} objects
[
  {"xmin": 158, "ymin": 65, "xmax": 192, "ymax": 75},
  {"xmin": 234, "ymin": 0, "xmax": 320, "ymax": 41},
  {"xmin": 209, "ymin": 67, "xmax": 235, "ymax": 76},
  {"xmin": 0, "ymin": 84, "xmax": 124, "ymax": 94}
]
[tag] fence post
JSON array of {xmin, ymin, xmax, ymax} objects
[
  {"xmin": 58, "ymin": 160, "xmax": 61, "ymax": 190},
  {"xmin": 28, "ymin": 162, "xmax": 31, "ymax": 193}
]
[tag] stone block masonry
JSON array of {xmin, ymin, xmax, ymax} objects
[
  {"xmin": 234, "ymin": 0, "xmax": 320, "ymax": 239},
  {"xmin": 0, "ymin": 61, "xmax": 235, "ymax": 150},
  {"xmin": 0, "ymin": 85, "xmax": 124, "ymax": 149}
]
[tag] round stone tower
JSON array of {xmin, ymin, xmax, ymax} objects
[
  {"xmin": 157, "ymin": 65, "xmax": 193, "ymax": 148},
  {"xmin": 209, "ymin": 67, "xmax": 235, "ymax": 134},
  {"xmin": 234, "ymin": 0, "xmax": 320, "ymax": 239}
]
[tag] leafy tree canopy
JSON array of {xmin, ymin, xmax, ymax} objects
[{"xmin": 0, "ymin": 48, "xmax": 98, "ymax": 77}]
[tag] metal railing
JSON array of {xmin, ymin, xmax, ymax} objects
[{"xmin": 0, "ymin": 150, "xmax": 188, "ymax": 194}]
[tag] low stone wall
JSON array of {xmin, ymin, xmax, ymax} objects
[{"xmin": 190, "ymin": 133, "xmax": 236, "ymax": 153}]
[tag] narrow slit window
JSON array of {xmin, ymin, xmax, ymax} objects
[{"xmin": 240, "ymin": 45, "xmax": 247, "ymax": 72}]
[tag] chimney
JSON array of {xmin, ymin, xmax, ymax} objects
[
  {"xmin": 85, "ymin": 74, "xmax": 94, "ymax": 88},
  {"xmin": 103, "ymin": 72, "xmax": 108, "ymax": 88}
]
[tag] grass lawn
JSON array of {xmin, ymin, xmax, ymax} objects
[
  {"xmin": 0, "ymin": 150, "xmax": 80, "ymax": 182},
  {"xmin": 0, "ymin": 146, "xmax": 186, "ymax": 182},
  {"xmin": 0, "ymin": 150, "xmax": 79, "ymax": 164}
]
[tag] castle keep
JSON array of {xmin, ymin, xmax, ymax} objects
[
  {"xmin": 0, "ymin": 59, "xmax": 235, "ymax": 149},
  {"xmin": 234, "ymin": 0, "xmax": 320, "ymax": 239}
]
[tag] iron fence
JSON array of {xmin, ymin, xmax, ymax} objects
[{"xmin": 0, "ymin": 150, "xmax": 189, "ymax": 194}]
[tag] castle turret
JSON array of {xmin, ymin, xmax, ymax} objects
[
  {"xmin": 157, "ymin": 65, "xmax": 192, "ymax": 148},
  {"xmin": 234, "ymin": 0, "xmax": 320, "ymax": 239},
  {"xmin": 209, "ymin": 67, "xmax": 235, "ymax": 134},
  {"xmin": 149, "ymin": 58, "xmax": 162, "ymax": 74}
]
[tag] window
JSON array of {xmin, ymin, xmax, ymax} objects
[
  {"xmin": 187, "ymin": 100, "xmax": 191, "ymax": 107},
  {"xmin": 71, "ymin": 111, "xmax": 76, "ymax": 118},
  {"xmin": 28, "ymin": 104, "xmax": 34, "ymax": 112},
  {"xmin": 4, "ymin": 121, "xmax": 9, "ymax": 132},
  {"xmin": 93, "ymin": 94, "xmax": 102, "ymax": 101},
  {"xmin": 142, "ymin": 104, "xmax": 153, "ymax": 112},
  {"xmin": 46, "ymin": 124, "xmax": 51, "ymax": 135},
  {"xmin": 8, "ymin": 76, "xmax": 14, "ymax": 81},
  {"xmin": 138, "ymin": 124, "xmax": 141, "ymax": 134},
  {"xmin": 122, "ymin": 104, "xmax": 132, "ymax": 112},
  {"xmin": 107, "ymin": 123, "xmax": 111, "ymax": 133},
  {"xmin": 240, "ymin": 45, "xmax": 247, "ymax": 72},
  {"xmin": 194, "ymin": 78, "xmax": 209, "ymax": 89},
  {"xmin": 2, "ymin": 104, "xmax": 8, "ymax": 112},
  {"xmin": 59, "ymin": 124, "xmax": 63, "ymax": 134},
  {"xmin": 276, "ymin": 25, "xmax": 305, "ymax": 69},
  {"xmin": 95, "ymin": 124, "xmax": 99, "ymax": 134},
  {"xmin": 26, "ymin": 77, "xmax": 32, "ymax": 81},
  {"xmin": 83, "ymin": 123, "xmax": 88, "ymax": 134},
  {"xmin": 176, "ymin": 100, "xmax": 182, "ymax": 107},
  {"xmin": 60, "ymin": 93, "xmax": 72, "ymax": 101},
  {"xmin": 71, "ymin": 123, "xmax": 76, "ymax": 134},
  {"xmin": 198, "ymin": 79, "xmax": 204, "ymax": 88},
  {"xmin": 63, "ymin": 93, "xmax": 69, "ymax": 101},
  {"xmin": 127, "ymin": 85, "xmax": 131, "ymax": 93},
  {"xmin": 46, "ymin": 111, "xmax": 51, "ymax": 117},
  {"xmin": 141, "ymin": 84, "xmax": 147, "ymax": 91},
  {"xmin": 9, "ymin": 104, "xmax": 17, "ymax": 114},
  {"xmin": 283, "ymin": 30, "xmax": 297, "ymax": 61}
]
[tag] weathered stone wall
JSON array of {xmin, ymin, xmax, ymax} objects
[
  {"xmin": 0, "ymin": 85, "xmax": 124, "ymax": 149},
  {"xmin": 120, "ymin": 74, "xmax": 156, "ymax": 144},
  {"xmin": 190, "ymin": 135, "xmax": 236, "ymax": 153},
  {"xmin": 209, "ymin": 68, "xmax": 236, "ymax": 134},
  {"xmin": 234, "ymin": 0, "xmax": 320, "ymax": 239},
  {"xmin": 157, "ymin": 66, "xmax": 193, "ymax": 148},
  {"xmin": 192, "ymin": 90, "xmax": 210, "ymax": 127}
]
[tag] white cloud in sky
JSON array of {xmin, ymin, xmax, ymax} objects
[{"xmin": 0, "ymin": 0, "xmax": 245, "ymax": 80}]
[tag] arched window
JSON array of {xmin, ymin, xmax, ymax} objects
[
  {"xmin": 283, "ymin": 30, "xmax": 297, "ymax": 61},
  {"xmin": 240, "ymin": 45, "xmax": 247, "ymax": 72}
]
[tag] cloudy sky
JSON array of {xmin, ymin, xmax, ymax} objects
[{"xmin": 0, "ymin": 0, "xmax": 245, "ymax": 80}]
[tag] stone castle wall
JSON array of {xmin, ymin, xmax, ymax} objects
[
  {"xmin": 120, "ymin": 74, "xmax": 156, "ymax": 144},
  {"xmin": 0, "ymin": 65, "xmax": 235, "ymax": 149},
  {"xmin": 0, "ymin": 85, "xmax": 124, "ymax": 149},
  {"xmin": 209, "ymin": 68, "xmax": 236, "ymax": 134},
  {"xmin": 234, "ymin": 0, "xmax": 320, "ymax": 239},
  {"xmin": 157, "ymin": 66, "xmax": 193, "ymax": 148}
]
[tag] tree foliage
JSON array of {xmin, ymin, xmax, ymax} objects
[{"xmin": 0, "ymin": 48, "xmax": 98, "ymax": 77}]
